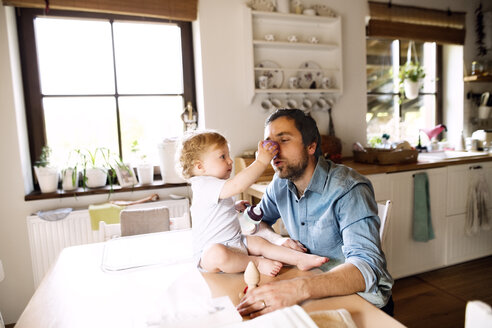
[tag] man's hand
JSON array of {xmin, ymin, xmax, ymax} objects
[
  {"xmin": 282, "ymin": 238, "xmax": 307, "ymax": 253},
  {"xmin": 236, "ymin": 278, "xmax": 308, "ymax": 318}
]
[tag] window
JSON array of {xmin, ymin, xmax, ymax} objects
[
  {"xmin": 366, "ymin": 39, "xmax": 441, "ymax": 146},
  {"xmin": 17, "ymin": 8, "xmax": 195, "ymax": 171}
]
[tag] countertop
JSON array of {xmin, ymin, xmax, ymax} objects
[{"xmin": 342, "ymin": 152, "xmax": 492, "ymax": 175}]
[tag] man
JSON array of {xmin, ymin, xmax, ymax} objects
[{"xmin": 236, "ymin": 109, "xmax": 393, "ymax": 318}]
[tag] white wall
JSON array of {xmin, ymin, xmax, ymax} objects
[{"xmin": 0, "ymin": 0, "xmax": 486, "ymax": 324}]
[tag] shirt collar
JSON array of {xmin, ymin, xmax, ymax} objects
[{"xmin": 286, "ymin": 156, "xmax": 331, "ymax": 196}]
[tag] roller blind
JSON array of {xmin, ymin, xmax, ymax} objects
[
  {"xmin": 2, "ymin": 0, "xmax": 198, "ymax": 21},
  {"xmin": 367, "ymin": 1, "xmax": 466, "ymax": 45}
]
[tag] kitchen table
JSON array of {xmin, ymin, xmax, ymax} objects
[{"xmin": 15, "ymin": 229, "xmax": 404, "ymax": 328}]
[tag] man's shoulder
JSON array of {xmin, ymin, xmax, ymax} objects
[{"xmin": 324, "ymin": 160, "xmax": 372, "ymax": 192}]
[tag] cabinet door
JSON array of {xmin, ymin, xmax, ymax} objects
[
  {"xmin": 446, "ymin": 213, "xmax": 492, "ymax": 265},
  {"xmin": 447, "ymin": 161, "xmax": 492, "ymax": 216},
  {"xmin": 386, "ymin": 168, "xmax": 447, "ymax": 279}
]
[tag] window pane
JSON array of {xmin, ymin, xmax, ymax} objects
[
  {"xmin": 400, "ymin": 95, "xmax": 436, "ymax": 145},
  {"xmin": 119, "ymin": 96, "xmax": 184, "ymax": 165},
  {"xmin": 366, "ymin": 39, "xmax": 398, "ymax": 93},
  {"xmin": 43, "ymin": 97, "xmax": 119, "ymax": 166},
  {"xmin": 34, "ymin": 17, "xmax": 115, "ymax": 95},
  {"xmin": 366, "ymin": 95, "xmax": 398, "ymax": 143},
  {"xmin": 113, "ymin": 22, "xmax": 184, "ymax": 94}
]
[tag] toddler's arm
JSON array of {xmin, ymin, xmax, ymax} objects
[{"xmin": 219, "ymin": 141, "xmax": 278, "ymax": 199}]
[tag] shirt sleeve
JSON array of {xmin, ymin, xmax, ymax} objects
[
  {"xmin": 258, "ymin": 179, "xmax": 281, "ymax": 226},
  {"xmin": 192, "ymin": 176, "xmax": 227, "ymax": 206},
  {"xmin": 335, "ymin": 182, "xmax": 390, "ymax": 295}
]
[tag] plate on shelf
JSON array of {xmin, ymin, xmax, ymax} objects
[
  {"xmin": 297, "ymin": 61, "xmax": 323, "ymax": 89},
  {"xmin": 248, "ymin": 0, "xmax": 275, "ymax": 12},
  {"xmin": 256, "ymin": 60, "xmax": 284, "ymax": 89},
  {"xmin": 312, "ymin": 4, "xmax": 337, "ymax": 17}
]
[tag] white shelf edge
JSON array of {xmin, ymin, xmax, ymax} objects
[
  {"xmin": 255, "ymin": 88, "xmax": 341, "ymax": 94},
  {"xmin": 251, "ymin": 10, "xmax": 339, "ymax": 23},
  {"xmin": 255, "ymin": 67, "xmax": 340, "ymax": 72},
  {"xmin": 253, "ymin": 40, "xmax": 338, "ymax": 50}
]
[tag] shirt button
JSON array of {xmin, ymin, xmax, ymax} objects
[{"xmin": 301, "ymin": 222, "xmax": 305, "ymax": 226}]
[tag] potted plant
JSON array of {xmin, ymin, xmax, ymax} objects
[
  {"xmin": 399, "ymin": 61, "xmax": 425, "ymax": 100},
  {"xmin": 61, "ymin": 149, "xmax": 81, "ymax": 191},
  {"xmin": 33, "ymin": 146, "xmax": 59, "ymax": 193},
  {"xmin": 81, "ymin": 148, "xmax": 108, "ymax": 188},
  {"xmin": 131, "ymin": 140, "xmax": 154, "ymax": 185}
]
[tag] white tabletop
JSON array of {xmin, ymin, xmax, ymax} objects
[{"xmin": 16, "ymin": 229, "xmax": 405, "ymax": 328}]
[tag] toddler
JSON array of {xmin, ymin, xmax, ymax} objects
[{"xmin": 178, "ymin": 131, "xmax": 328, "ymax": 276}]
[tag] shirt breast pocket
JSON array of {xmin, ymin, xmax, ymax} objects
[{"xmin": 307, "ymin": 216, "xmax": 341, "ymax": 252}]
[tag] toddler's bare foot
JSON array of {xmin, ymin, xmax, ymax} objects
[
  {"xmin": 297, "ymin": 254, "xmax": 329, "ymax": 271},
  {"xmin": 255, "ymin": 258, "xmax": 283, "ymax": 276}
]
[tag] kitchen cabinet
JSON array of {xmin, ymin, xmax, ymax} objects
[
  {"xmin": 244, "ymin": 8, "xmax": 343, "ymax": 99},
  {"xmin": 383, "ymin": 168, "xmax": 447, "ymax": 279},
  {"xmin": 445, "ymin": 162, "xmax": 492, "ymax": 265}
]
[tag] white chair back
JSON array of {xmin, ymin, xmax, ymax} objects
[{"xmin": 377, "ymin": 200, "xmax": 392, "ymax": 249}]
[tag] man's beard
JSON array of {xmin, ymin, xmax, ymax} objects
[{"xmin": 275, "ymin": 148, "xmax": 309, "ymax": 181}]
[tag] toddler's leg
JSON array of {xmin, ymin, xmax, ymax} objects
[
  {"xmin": 246, "ymin": 235, "xmax": 329, "ymax": 271},
  {"xmin": 200, "ymin": 243, "xmax": 283, "ymax": 276}
]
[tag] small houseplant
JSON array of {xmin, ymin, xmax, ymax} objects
[
  {"xmin": 61, "ymin": 149, "xmax": 81, "ymax": 191},
  {"xmin": 81, "ymin": 148, "xmax": 108, "ymax": 188},
  {"xmin": 131, "ymin": 140, "xmax": 154, "ymax": 185},
  {"xmin": 399, "ymin": 61, "xmax": 425, "ymax": 100},
  {"xmin": 33, "ymin": 146, "xmax": 59, "ymax": 193}
]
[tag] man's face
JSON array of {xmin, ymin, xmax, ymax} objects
[{"xmin": 264, "ymin": 116, "xmax": 310, "ymax": 181}]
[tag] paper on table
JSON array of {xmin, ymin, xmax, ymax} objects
[
  {"xmin": 101, "ymin": 229, "xmax": 194, "ymax": 271},
  {"xmin": 224, "ymin": 305, "xmax": 318, "ymax": 328},
  {"xmin": 146, "ymin": 268, "xmax": 242, "ymax": 328}
]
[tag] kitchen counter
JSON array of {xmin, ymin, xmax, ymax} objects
[{"xmin": 342, "ymin": 152, "xmax": 492, "ymax": 175}]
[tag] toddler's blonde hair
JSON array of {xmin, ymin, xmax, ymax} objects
[{"xmin": 178, "ymin": 130, "xmax": 228, "ymax": 179}]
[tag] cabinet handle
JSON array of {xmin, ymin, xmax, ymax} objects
[{"xmin": 469, "ymin": 165, "xmax": 482, "ymax": 170}]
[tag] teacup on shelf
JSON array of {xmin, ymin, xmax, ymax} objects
[
  {"xmin": 308, "ymin": 36, "xmax": 319, "ymax": 44},
  {"xmin": 264, "ymin": 34, "xmax": 275, "ymax": 41},
  {"xmin": 287, "ymin": 35, "xmax": 298, "ymax": 43}
]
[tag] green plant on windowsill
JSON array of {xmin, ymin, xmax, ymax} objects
[
  {"xmin": 130, "ymin": 140, "xmax": 154, "ymax": 185},
  {"xmin": 61, "ymin": 149, "xmax": 82, "ymax": 191},
  {"xmin": 33, "ymin": 146, "xmax": 59, "ymax": 193}
]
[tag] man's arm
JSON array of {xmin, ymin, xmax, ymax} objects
[
  {"xmin": 236, "ymin": 262, "xmax": 365, "ymax": 318},
  {"xmin": 254, "ymin": 222, "xmax": 306, "ymax": 252}
]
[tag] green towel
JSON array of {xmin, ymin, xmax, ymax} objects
[
  {"xmin": 413, "ymin": 172, "xmax": 435, "ymax": 242},
  {"xmin": 89, "ymin": 203, "xmax": 124, "ymax": 230}
]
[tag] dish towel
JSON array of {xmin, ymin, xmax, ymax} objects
[
  {"xmin": 88, "ymin": 203, "xmax": 124, "ymax": 230},
  {"xmin": 413, "ymin": 172, "xmax": 435, "ymax": 242},
  {"xmin": 465, "ymin": 169, "xmax": 490, "ymax": 236}
]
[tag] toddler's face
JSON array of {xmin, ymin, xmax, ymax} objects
[{"xmin": 200, "ymin": 144, "xmax": 233, "ymax": 179}]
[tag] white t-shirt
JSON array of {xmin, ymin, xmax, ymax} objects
[{"xmin": 190, "ymin": 176, "xmax": 243, "ymax": 259}]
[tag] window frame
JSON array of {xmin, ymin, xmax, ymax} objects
[
  {"xmin": 16, "ymin": 8, "xmax": 196, "ymax": 177},
  {"xmin": 366, "ymin": 37, "xmax": 443, "ymax": 142}
]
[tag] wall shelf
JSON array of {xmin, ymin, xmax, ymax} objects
[{"xmin": 464, "ymin": 75, "xmax": 492, "ymax": 83}]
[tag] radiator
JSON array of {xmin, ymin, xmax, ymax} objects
[{"xmin": 26, "ymin": 198, "xmax": 190, "ymax": 288}]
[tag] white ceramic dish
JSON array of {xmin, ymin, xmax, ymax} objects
[
  {"xmin": 256, "ymin": 60, "xmax": 284, "ymax": 89},
  {"xmin": 297, "ymin": 61, "xmax": 323, "ymax": 89}
]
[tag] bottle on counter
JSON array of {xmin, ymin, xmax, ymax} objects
[{"xmin": 239, "ymin": 205, "xmax": 263, "ymax": 235}]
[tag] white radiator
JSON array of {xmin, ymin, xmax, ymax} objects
[{"xmin": 26, "ymin": 198, "xmax": 190, "ymax": 288}]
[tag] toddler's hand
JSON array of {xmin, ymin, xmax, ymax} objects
[
  {"xmin": 257, "ymin": 140, "xmax": 279, "ymax": 165},
  {"xmin": 235, "ymin": 200, "xmax": 250, "ymax": 213}
]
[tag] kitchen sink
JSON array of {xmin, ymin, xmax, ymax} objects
[{"xmin": 418, "ymin": 150, "xmax": 490, "ymax": 161}]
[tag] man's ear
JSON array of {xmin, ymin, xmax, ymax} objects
[{"xmin": 307, "ymin": 142, "xmax": 317, "ymax": 156}]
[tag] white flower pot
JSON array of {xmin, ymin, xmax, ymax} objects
[
  {"xmin": 136, "ymin": 164, "xmax": 154, "ymax": 185},
  {"xmin": 34, "ymin": 166, "xmax": 59, "ymax": 193},
  {"xmin": 403, "ymin": 80, "xmax": 421, "ymax": 100},
  {"xmin": 61, "ymin": 168, "xmax": 79, "ymax": 191},
  {"xmin": 85, "ymin": 167, "xmax": 107, "ymax": 188}
]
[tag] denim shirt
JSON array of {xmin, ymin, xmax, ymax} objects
[{"xmin": 259, "ymin": 157, "xmax": 393, "ymax": 308}]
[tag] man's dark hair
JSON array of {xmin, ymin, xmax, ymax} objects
[{"xmin": 265, "ymin": 108, "xmax": 322, "ymax": 158}]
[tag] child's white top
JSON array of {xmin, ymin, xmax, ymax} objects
[{"xmin": 190, "ymin": 176, "xmax": 242, "ymax": 259}]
